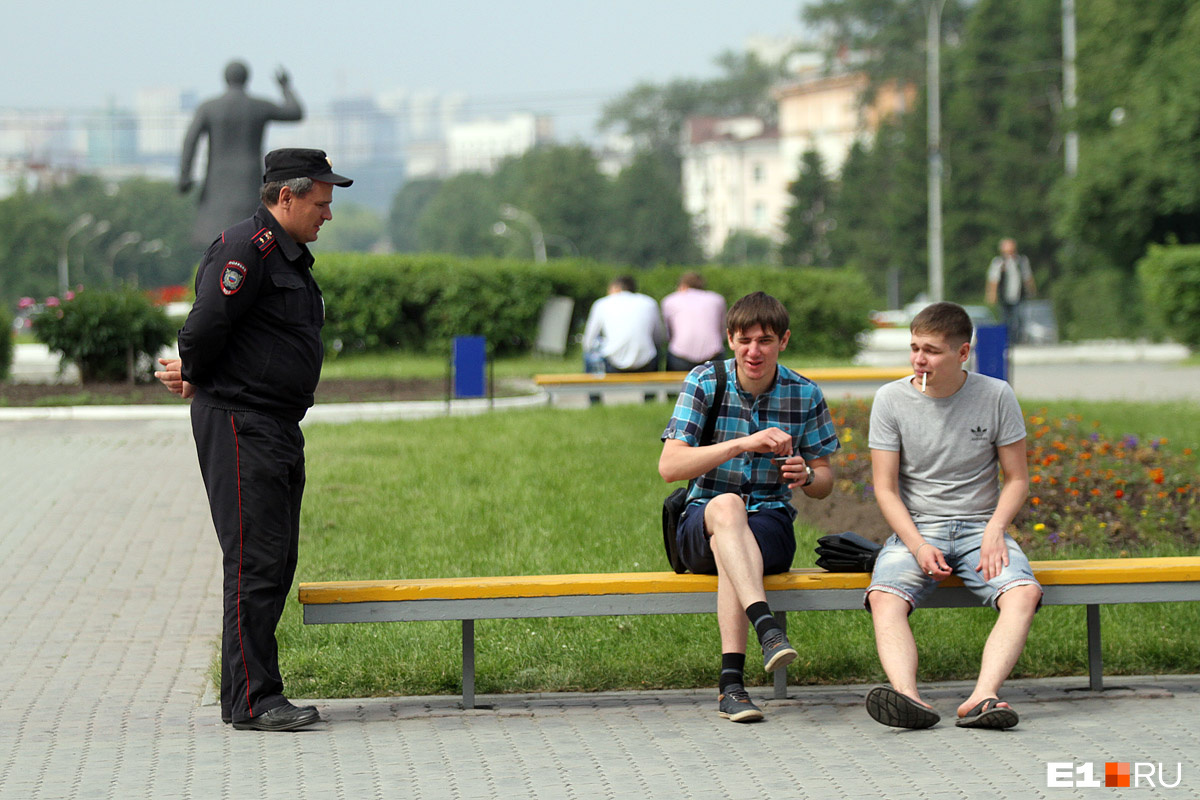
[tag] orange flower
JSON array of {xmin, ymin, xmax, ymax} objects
[
  {"xmin": 1071, "ymin": 489, "xmax": 1081, "ymax": 497},
  {"xmin": 1090, "ymin": 488, "xmax": 1101, "ymax": 496},
  {"xmin": 1031, "ymin": 475, "xmax": 1042, "ymax": 484},
  {"xmin": 846, "ymin": 453, "xmax": 858, "ymax": 461},
  {"xmin": 1030, "ymin": 497, "xmax": 1040, "ymax": 505},
  {"xmin": 1185, "ymin": 448, "xmax": 1193, "ymax": 456},
  {"xmin": 1150, "ymin": 468, "xmax": 1165, "ymax": 485},
  {"xmin": 1068, "ymin": 476, "xmax": 1079, "ymax": 483}
]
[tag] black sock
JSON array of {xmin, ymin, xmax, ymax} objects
[
  {"xmin": 746, "ymin": 601, "xmax": 780, "ymax": 642},
  {"xmin": 719, "ymin": 652, "xmax": 746, "ymax": 693}
]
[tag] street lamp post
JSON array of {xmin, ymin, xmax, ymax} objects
[
  {"xmin": 1062, "ymin": 0, "xmax": 1078, "ymax": 177},
  {"xmin": 499, "ymin": 204, "xmax": 547, "ymax": 263},
  {"xmin": 59, "ymin": 214, "xmax": 93, "ymax": 296},
  {"xmin": 105, "ymin": 232, "xmax": 142, "ymax": 283},
  {"xmin": 926, "ymin": 0, "xmax": 947, "ymax": 303},
  {"xmin": 76, "ymin": 220, "xmax": 112, "ymax": 285},
  {"xmin": 127, "ymin": 239, "xmax": 167, "ymax": 287}
]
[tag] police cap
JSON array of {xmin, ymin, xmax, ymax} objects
[{"xmin": 263, "ymin": 148, "xmax": 353, "ymax": 187}]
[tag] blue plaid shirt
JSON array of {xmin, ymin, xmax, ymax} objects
[{"xmin": 661, "ymin": 358, "xmax": 840, "ymax": 518}]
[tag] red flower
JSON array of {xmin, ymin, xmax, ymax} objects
[{"xmin": 1114, "ymin": 489, "xmax": 1124, "ymax": 499}]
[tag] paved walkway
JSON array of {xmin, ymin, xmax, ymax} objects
[{"xmin": 2, "ymin": 413, "xmax": 1199, "ymax": 799}]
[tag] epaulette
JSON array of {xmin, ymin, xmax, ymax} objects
[{"xmin": 251, "ymin": 227, "xmax": 277, "ymax": 258}]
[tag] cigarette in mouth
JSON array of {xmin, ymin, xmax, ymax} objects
[{"xmin": 921, "ymin": 372, "xmax": 927, "ymax": 393}]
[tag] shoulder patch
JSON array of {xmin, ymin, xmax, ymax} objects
[
  {"xmin": 251, "ymin": 227, "xmax": 277, "ymax": 257},
  {"xmin": 220, "ymin": 260, "xmax": 247, "ymax": 296}
]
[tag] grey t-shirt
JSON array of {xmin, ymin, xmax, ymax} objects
[{"xmin": 869, "ymin": 372, "xmax": 1027, "ymax": 523}]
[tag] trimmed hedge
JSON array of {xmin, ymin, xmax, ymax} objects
[
  {"xmin": 1138, "ymin": 244, "xmax": 1200, "ymax": 346},
  {"xmin": 315, "ymin": 254, "xmax": 876, "ymax": 359},
  {"xmin": 31, "ymin": 288, "xmax": 175, "ymax": 382}
]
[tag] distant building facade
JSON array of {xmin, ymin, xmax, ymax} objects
[
  {"xmin": 681, "ymin": 116, "xmax": 786, "ymax": 259},
  {"xmin": 681, "ymin": 60, "xmax": 913, "ymax": 258},
  {"xmin": 446, "ymin": 113, "xmax": 553, "ymax": 175}
]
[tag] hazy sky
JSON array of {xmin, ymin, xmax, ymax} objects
[{"xmin": 11, "ymin": 1, "xmax": 807, "ymax": 139}]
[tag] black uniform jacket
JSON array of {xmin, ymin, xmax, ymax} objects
[{"xmin": 178, "ymin": 205, "xmax": 324, "ymax": 421}]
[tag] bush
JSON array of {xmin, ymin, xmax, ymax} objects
[
  {"xmin": 0, "ymin": 305, "xmax": 11, "ymax": 380},
  {"xmin": 31, "ymin": 288, "xmax": 175, "ymax": 382},
  {"xmin": 316, "ymin": 254, "xmax": 876, "ymax": 360},
  {"xmin": 1051, "ymin": 269, "xmax": 1142, "ymax": 341},
  {"xmin": 1138, "ymin": 244, "xmax": 1200, "ymax": 346}
]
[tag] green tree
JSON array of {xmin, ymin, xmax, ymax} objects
[
  {"xmin": 828, "ymin": 129, "xmax": 928, "ymax": 305},
  {"xmin": 599, "ymin": 50, "xmax": 791, "ymax": 161},
  {"xmin": 717, "ymin": 231, "xmax": 778, "ymax": 265},
  {"xmin": 803, "ymin": 0, "xmax": 969, "ymax": 97},
  {"xmin": 43, "ymin": 176, "xmax": 193, "ymax": 289},
  {"xmin": 0, "ymin": 188, "xmax": 61, "ymax": 304},
  {"xmin": 606, "ymin": 151, "xmax": 699, "ymax": 266},
  {"xmin": 312, "ymin": 202, "xmax": 385, "ymax": 253},
  {"xmin": 387, "ymin": 178, "xmax": 442, "ymax": 252},
  {"xmin": 493, "ymin": 145, "xmax": 612, "ymax": 259},
  {"xmin": 1057, "ymin": 0, "xmax": 1200, "ymax": 274},
  {"xmin": 781, "ymin": 149, "xmax": 835, "ymax": 267},
  {"xmin": 940, "ymin": 0, "xmax": 1064, "ymax": 301},
  {"xmin": 415, "ymin": 173, "xmax": 505, "ymax": 257}
]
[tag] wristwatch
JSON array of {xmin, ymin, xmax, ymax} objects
[{"xmin": 801, "ymin": 465, "xmax": 814, "ymax": 487}]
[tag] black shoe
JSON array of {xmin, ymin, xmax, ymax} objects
[
  {"xmin": 231, "ymin": 703, "xmax": 320, "ymax": 731},
  {"xmin": 718, "ymin": 684, "xmax": 764, "ymax": 723}
]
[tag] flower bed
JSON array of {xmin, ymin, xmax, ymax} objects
[{"xmin": 826, "ymin": 400, "xmax": 1198, "ymax": 556}]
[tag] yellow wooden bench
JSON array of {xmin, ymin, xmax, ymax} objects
[
  {"xmin": 299, "ymin": 557, "xmax": 1200, "ymax": 708},
  {"xmin": 531, "ymin": 367, "xmax": 912, "ymax": 403}
]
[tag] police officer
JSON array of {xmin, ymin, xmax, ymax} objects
[{"xmin": 156, "ymin": 148, "xmax": 351, "ymax": 731}]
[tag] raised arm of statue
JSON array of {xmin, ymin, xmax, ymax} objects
[{"xmin": 274, "ymin": 68, "xmax": 303, "ymax": 121}]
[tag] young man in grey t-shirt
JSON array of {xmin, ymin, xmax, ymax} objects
[{"xmin": 864, "ymin": 302, "xmax": 1042, "ymax": 731}]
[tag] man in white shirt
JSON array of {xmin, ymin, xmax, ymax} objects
[{"xmin": 582, "ymin": 276, "xmax": 666, "ymax": 373}]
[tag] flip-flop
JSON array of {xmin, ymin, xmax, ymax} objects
[
  {"xmin": 955, "ymin": 697, "xmax": 1019, "ymax": 730},
  {"xmin": 865, "ymin": 685, "xmax": 940, "ymax": 729}
]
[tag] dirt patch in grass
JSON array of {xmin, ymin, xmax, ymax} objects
[{"xmin": 795, "ymin": 491, "xmax": 891, "ymax": 543}]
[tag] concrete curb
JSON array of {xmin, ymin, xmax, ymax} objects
[{"xmin": 0, "ymin": 392, "xmax": 550, "ymax": 423}]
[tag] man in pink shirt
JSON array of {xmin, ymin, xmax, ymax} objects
[{"xmin": 661, "ymin": 272, "xmax": 727, "ymax": 372}]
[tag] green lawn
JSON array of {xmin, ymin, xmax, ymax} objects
[{"xmin": 279, "ymin": 400, "xmax": 1200, "ymax": 699}]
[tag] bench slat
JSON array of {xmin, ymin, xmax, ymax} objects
[{"xmin": 299, "ymin": 557, "xmax": 1200, "ymax": 605}]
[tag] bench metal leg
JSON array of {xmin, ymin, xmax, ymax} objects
[
  {"xmin": 773, "ymin": 611, "xmax": 788, "ymax": 700},
  {"xmin": 463, "ymin": 619, "xmax": 476, "ymax": 708},
  {"xmin": 1086, "ymin": 604, "xmax": 1103, "ymax": 691}
]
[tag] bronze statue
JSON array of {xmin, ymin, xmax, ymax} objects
[{"xmin": 179, "ymin": 60, "xmax": 304, "ymax": 246}]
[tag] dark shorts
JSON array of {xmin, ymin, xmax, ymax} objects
[{"xmin": 677, "ymin": 500, "xmax": 796, "ymax": 575}]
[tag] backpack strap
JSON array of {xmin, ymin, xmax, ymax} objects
[{"xmin": 698, "ymin": 359, "xmax": 727, "ymax": 447}]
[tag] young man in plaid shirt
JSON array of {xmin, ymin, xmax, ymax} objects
[{"xmin": 659, "ymin": 292, "xmax": 840, "ymax": 722}]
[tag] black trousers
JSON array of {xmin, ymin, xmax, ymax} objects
[{"xmin": 191, "ymin": 403, "xmax": 305, "ymax": 722}]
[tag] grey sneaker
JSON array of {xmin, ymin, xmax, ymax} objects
[
  {"xmin": 718, "ymin": 684, "xmax": 764, "ymax": 722},
  {"xmin": 760, "ymin": 630, "xmax": 798, "ymax": 672}
]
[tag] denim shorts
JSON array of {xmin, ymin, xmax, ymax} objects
[
  {"xmin": 677, "ymin": 499, "xmax": 795, "ymax": 576},
  {"xmin": 865, "ymin": 520, "xmax": 1040, "ymax": 610}
]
